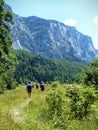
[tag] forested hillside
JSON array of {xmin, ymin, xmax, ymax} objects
[{"xmin": 14, "ymin": 50, "xmax": 86, "ymax": 84}]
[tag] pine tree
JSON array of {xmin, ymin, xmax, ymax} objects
[{"xmin": 0, "ymin": 0, "xmax": 16, "ymax": 93}]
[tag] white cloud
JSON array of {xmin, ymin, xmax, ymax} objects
[
  {"xmin": 93, "ymin": 16, "xmax": 98, "ymax": 24},
  {"xmin": 64, "ymin": 19, "xmax": 77, "ymax": 26}
]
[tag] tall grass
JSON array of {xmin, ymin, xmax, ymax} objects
[
  {"xmin": 0, "ymin": 86, "xmax": 27, "ymax": 130},
  {"xmin": 0, "ymin": 84, "xmax": 98, "ymax": 130}
]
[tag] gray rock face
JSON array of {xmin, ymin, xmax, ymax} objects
[{"xmin": 5, "ymin": 4, "xmax": 98, "ymax": 63}]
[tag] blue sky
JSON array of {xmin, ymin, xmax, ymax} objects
[{"xmin": 5, "ymin": 0, "xmax": 98, "ymax": 49}]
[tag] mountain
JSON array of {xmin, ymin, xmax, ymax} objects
[{"xmin": 5, "ymin": 4, "xmax": 98, "ymax": 63}]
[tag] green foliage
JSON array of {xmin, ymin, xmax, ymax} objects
[
  {"xmin": 0, "ymin": 86, "xmax": 27, "ymax": 129},
  {"xmin": 73, "ymin": 69, "xmax": 87, "ymax": 83},
  {"xmin": 14, "ymin": 50, "xmax": 86, "ymax": 84},
  {"xmin": 0, "ymin": 0, "xmax": 16, "ymax": 92},
  {"xmin": 45, "ymin": 88, "xmax": 66, "ymax": 129},
  {"xmin": 84, "ymin": 58, "xmax": 98, "ymax": 89},
  {"xmin": 66, "ymin": 84, "xmax": 98, "ymax": 120},
  {"xmin": 0, "ymin": 84, "xmax": 98, "ymax": 129},
  {"xmin": 51, "ymin": 80, "xmax": 60, "ymax": 88},
  {"xmin": 46, "ymin": 90, "xmax": 64, "ymax": 118}
]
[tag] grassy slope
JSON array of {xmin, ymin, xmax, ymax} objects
[
  {"xmin": 0, "ymin": 84, "xmax": 98, "ymax": 130},
  {"xmin": 0, "ymin": 86, "xmax": 27, "ymax": 130}
]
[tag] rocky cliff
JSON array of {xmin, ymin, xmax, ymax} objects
[{"xmin": 5, "ymin": 4, "xmax": 98, "ymax": 63}]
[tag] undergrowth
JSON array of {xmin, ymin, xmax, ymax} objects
[{"xmin": 0, "ymin": 83, "xmax": 98, "ymax": 130}]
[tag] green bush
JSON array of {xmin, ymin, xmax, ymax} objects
[
  {"xmin": 51, "ymin": 81, "xmax": 60, "ymax": 88},
  {"xmin": 66, "ymin": 84, "xmax": 98, "ymax": 120},
  {"xmin": 84, "ymin": 58, "xmax": 98, "ymax": 89},
  {"xmin": 46, "ymin": 89, "xmax": 66, "ymax": 129}
]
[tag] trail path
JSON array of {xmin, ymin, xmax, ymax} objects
[{"xmin": 9, "ymin": 98, "xmax": 32, "ymax": 123}]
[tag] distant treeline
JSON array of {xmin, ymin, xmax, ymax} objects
[{"xmin": 14, "ymin": 50, "xmax": 86, "ymax": 84}]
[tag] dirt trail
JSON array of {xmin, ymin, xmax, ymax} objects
[{"xmin": 9, "ymin": 98, "xmax": 31, "ymax": 123}]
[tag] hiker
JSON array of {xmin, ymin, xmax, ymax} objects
[
  {"xmin": 35, "ymin": 83, "xmax": 39, "ymax": 89},
  {"xmin": 40, "ymin": 81, "xmax": 45, "ymax": 91},
  {"xmin": 26, "ymin": 82, "xmax": 33, "ymax": 98}
]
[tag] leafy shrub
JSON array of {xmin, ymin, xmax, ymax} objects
[
  {"xmin": 84, "ymin": 58, "xmax": 98, "ymax": 89},
  {"xmin": 51, "ymin": 81, "xmax": 60, "ymax": 88},
  {"xmin": 0, "ymin": 76, "xmax": 6, "ymax": 94},
  {"xmin": 66, "ymin": 84, "xmax": 98, "ymax": 120},
  {"xmin": 46, "ymin": 89, "xmax": 66, "ymax": 129}
]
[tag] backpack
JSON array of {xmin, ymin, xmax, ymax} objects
[{"xmin": 27, "ymin": 83, "xmax": 32, "ymax": 89}]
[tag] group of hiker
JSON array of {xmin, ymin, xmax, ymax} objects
[{"xmin": 26, "ymin": 81, "xmax": 45, "ymax": 98}]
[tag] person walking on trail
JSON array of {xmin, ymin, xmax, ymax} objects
[
  {"xmin": 35, "ymin": 83, "xmax": 39, "ymax": 89},
  {"xmin": 40, "ymin": 81, "xmax": 45, "ymax": 91},
  {"xmin": 27, "ymin": 82, "xmax": 33, "ymax": 98}
]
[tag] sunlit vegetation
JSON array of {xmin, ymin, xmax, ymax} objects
[
  {"xmin": 1, "ymin": 1, "xmax": 98, "ymax": 129},
  {"xmin": 0, "ymin": 83, "xmax": 98, "ymax": 130},
  {"xmin": 14, "ymin": 50, "xmax": 86, "ymax": 84},
  {"xmin": 0, "ymin": 0, "xmax": 16, "ymax": 93}
]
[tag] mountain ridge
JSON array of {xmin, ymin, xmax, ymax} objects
[{"xmin": 5, "ymin": 4, "xmax": 98, "ymax": 63}]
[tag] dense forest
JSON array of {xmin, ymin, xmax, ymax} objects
[{"xmin": 14, "ymin": 50, "xmax": 86, "ymax": 84}]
